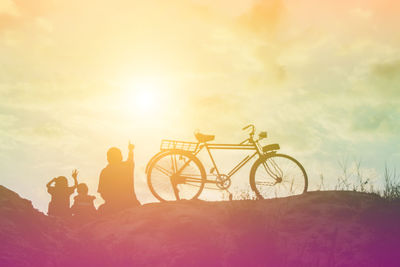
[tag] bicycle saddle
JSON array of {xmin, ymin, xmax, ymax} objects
[{"xmin": 195, "ymin": 133, "xmax": 215, "ymax": 143}]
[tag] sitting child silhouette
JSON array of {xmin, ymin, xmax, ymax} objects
[
  {"xmin": 46, "ymin": 169, "xmax": 78, "ymax": 217},
  {"xmin": 71, "ymin": 183, "xmax": 96, "ymax": 220}
]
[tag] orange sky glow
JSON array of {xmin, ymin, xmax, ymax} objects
[{"xmin": 1, "ymin": 0, "xmax": 400, "ymax": 211}]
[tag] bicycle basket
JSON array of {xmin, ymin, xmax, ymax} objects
[{"xmin": 160, "ymin": 140, "xmax": 199, "ymax": 152}]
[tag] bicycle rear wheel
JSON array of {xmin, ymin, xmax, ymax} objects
[
  {"xmin": 147, "ymin": 150, "xmax": 206, "ymax": 202},
  {"xmin": 250, "ymin": 153, "xmax": 307, "ymax": 199}
]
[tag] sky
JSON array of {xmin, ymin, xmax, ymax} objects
[{"xmin": 0, "ymin": 0, "xmax": 399, "ymax": 212}]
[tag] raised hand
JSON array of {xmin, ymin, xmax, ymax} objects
[
  {"xmin": 72, "ymin": 169, "xmax": 79, "ymax": 179},
  {"xmin": 128, "ymin": 141, "xmax": 135, "ymax": 151},
  {"xmin": 47, "ymin": 178, "xmax": 57, "ymax": 187}
]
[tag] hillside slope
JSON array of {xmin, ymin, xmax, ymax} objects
[{"xmin": 1, "ymin": 185, "xmax": 399, "ymax": 267}]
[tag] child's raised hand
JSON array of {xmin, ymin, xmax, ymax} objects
[
  {"xmin": 47, "ymin": 178, "xmax": 57, "ymax": 187},
  {"xmin": 72, "ymin": 169, "xmax": 78, "ymax": 179},
  {"xmin": 128, "ymin": 141, "xmax": 135, "ymax": 151}
]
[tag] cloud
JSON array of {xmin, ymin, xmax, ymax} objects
[
  {"xmin": 1, "ymin": 0, "xmax": 400, "ymax": 211},
  {"xmin": 0, "ymin": 0, "xmax": 19, "ymax": 16},
  {"xmin": 237, "ymin": 0, "xmax": 285, "ymax": 36},
  {"xmin": 369, "ymin": 60, "xmax": 400, "ymax": 99},
  {"xmin": 372, "ymin": 60, "xmax": 400, "ymax": 79},
  {"xmin": 351, "ymin": 104, "xmax": 400, "ymax": 135}
]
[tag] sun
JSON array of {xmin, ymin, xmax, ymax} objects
[
  {"xmin": 136, "ymin": 89, "xmax": 157, "ymax": 112},
  {"xmin": 120, "ymin": 75, "xmax": 165, "ymax": 115}
]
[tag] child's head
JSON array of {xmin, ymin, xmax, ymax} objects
[
  {"xmin": 55, "ymin": 176, "xmax": 68, "ymax": 188},
  {"xmin": 77, "ymin": 183, "xmax": 89, "ymax": 195},
  {"xmin": 107, "ymin": 147, "xmax": 123, "ymax": 164}
]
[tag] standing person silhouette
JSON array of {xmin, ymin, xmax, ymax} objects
[{"xmin": 98, "ymin": 142, "xmax": 140, "ymax": 214}]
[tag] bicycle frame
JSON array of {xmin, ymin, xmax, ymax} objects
[{"xmin": 177, "ymin": 136, "xmax": 265, "ymax": 184}]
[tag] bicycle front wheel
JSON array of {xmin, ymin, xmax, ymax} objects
[
  {"xmin": 250, "ymin": 153, "xmax": 308, "ymax": 199},
  {"xmin": 147, "ymin": 150, "xmax": 206, "ymax": 202}
]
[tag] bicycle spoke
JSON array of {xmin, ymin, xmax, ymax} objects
[
  {"xmin": 279, "ymin": 181, "xmax": 289, "ymax": 192},
  {"xmin": 255, "ymin": 181, "xmax": 276, "ymax": 186},
  {"xmin": 171, "ymin": 154, "xmax": 177, "ymax": 174},
  {"xmin": 154, "ymin": 165, "xmax": 172, "ymax": 177},
  {"xmin": 289, "ymin": 179, "xmax": 295, "ymax": 193},
  {"xmin": 176, "ymin": 158, "xmax": 194, "ymax": 175},
  {"xmin": 181, "ymin": 182, "xmax": 203, "ymax": 187},
  {"xmin": 180, "ymin": 176, "xmax": 204, "ymax": 183}
]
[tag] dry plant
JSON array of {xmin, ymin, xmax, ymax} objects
[
  {"xmin": 335, "ymin": 157, "xmax": 352, "ymax": 190},
  {"xmin": 332, "ymin": 157, "xmax": 399, "ymax": 201},
  {"xmin": 335, "ymin": 157, "xmax": 373, "ymax": 192},
  {"xmin": 382, "ymin": 164, "xmax": 400, "ymax": 201},
  {"xmin": 317, "ymin": 174, "xmax": 325, "ymax": 191}
]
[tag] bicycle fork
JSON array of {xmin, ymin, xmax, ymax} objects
[{"xmin": 262, "ymin": 156, "xmax": 284, "ymax": 184}]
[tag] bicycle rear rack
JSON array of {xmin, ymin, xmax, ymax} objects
[{"xmin": 160, "ymin": 140, "xmax": 199, "ymax": 153}]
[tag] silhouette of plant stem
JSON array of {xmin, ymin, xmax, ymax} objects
[
  {"xmin": 317, "ymin": 174, "xmax": 325, "ymax": 191},
  {"xmin": 382, "ymin": 164, "xmax": 400, "ymax": 201}
]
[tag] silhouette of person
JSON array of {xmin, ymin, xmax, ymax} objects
[
  {"xmin": 47, "ymin": 169, "xmax": 78, "ymax": 217},
  {"xmin": 98, "ymin": 142, "xmax": 140, "ymax": 214},
  {"xmin": 71, "ymin": 183, "xmax": 96, "ymax": 221}
]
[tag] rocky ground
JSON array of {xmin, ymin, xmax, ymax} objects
[{"xmin": 1, "ymin": 185, "xmax": 399, "ymax": 267}]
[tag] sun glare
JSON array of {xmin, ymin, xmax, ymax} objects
[
  {"xmin": 121, "ymin": 76, "xmax": 166, "ymax": 116},
  {"xmin": 136, "ymin": 89, "xmax": 157, "ymax": 112}
]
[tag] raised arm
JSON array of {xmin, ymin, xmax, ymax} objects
[
  {"xmin": 127, "ymin": 141, "xmax": 135, "ymax": 163},
  {"xmin": 46, "ymin": 178, "xmax": 56, "ymax": 188},
  {"xmin": 71, "ymin": 169, "xmax": 79, "ymax": 188}
]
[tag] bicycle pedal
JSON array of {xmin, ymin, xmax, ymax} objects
[{"xmin": 210, "ymin": 167, "xmax": 215, "ymax": 174}]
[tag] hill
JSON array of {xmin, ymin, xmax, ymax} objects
[{"xmin": 1, "ymin": 185, "xmax": 399, "ymax": 267}]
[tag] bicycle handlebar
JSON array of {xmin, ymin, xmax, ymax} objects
[
  {"xmin": 242, "ymin": 124, "xmax": 255, "ymax": 135},
  {"xmin": 242, "ymin": 124, "xmax": 252, "ymax": 131}
]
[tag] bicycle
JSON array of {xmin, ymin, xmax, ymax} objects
[{"xmin": 145, "ymin": 124, "xmax": 308, "ymax": 201}]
